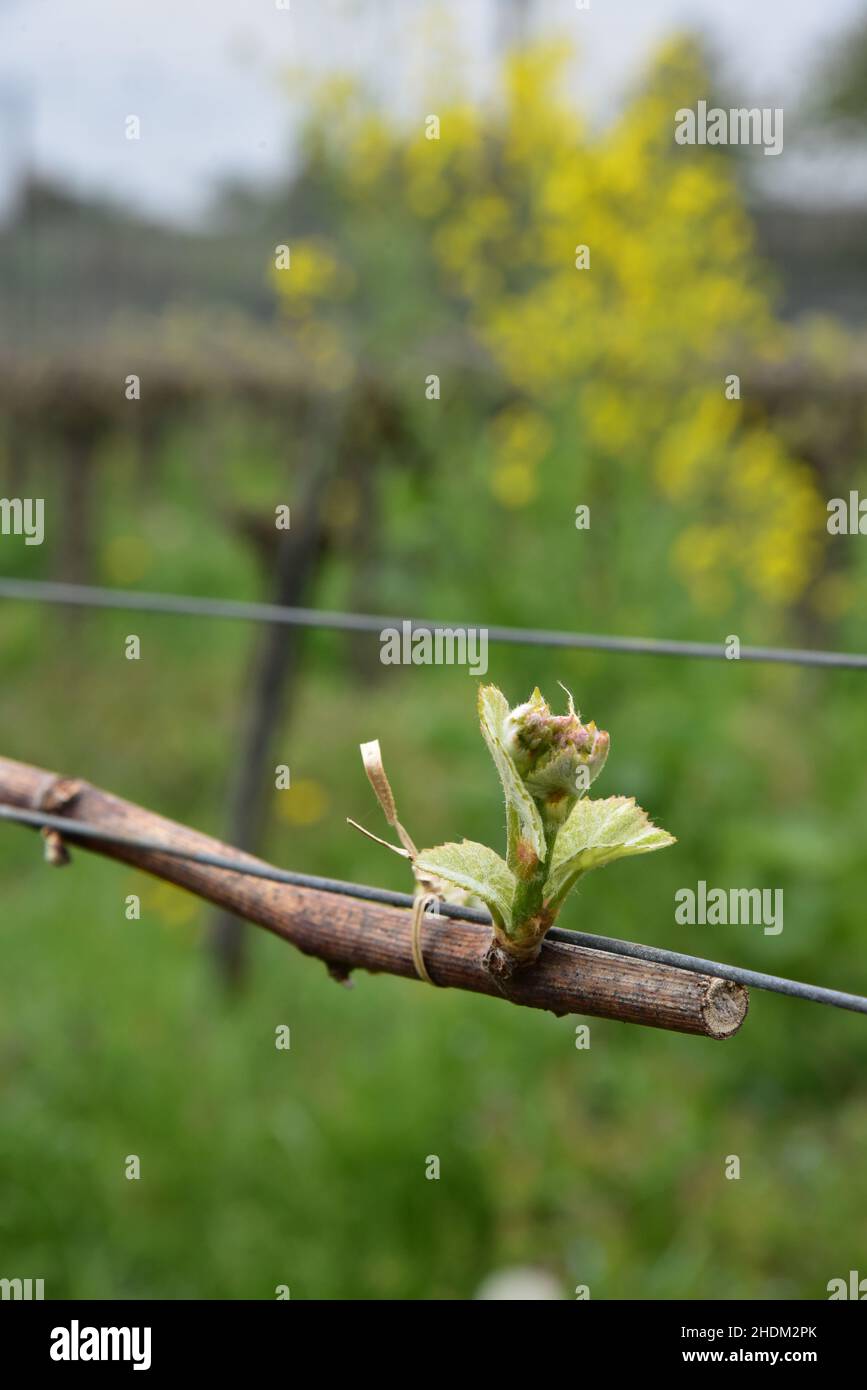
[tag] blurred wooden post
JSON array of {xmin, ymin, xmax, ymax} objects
[{"xmin": 208, "ymin": 439, "xmax": 333, "ymax": 989}]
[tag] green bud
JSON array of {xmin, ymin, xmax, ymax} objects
[{"xmin": 503, "ymin": 686, "xmax": 610, "ymax": 826}]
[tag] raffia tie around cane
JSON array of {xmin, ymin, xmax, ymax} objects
[{"xmin": 347, "ymin": 739, "xmax": 445, "ymax": 986}]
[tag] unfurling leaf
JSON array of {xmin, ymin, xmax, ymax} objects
[
  {"xmin": 478, "ymin": 685, "xmax": 546, "ymax": 864},
  {"xmin": 415, "ymin": 840, "xmax": 516, "ymax": 929},
  {"xmin": 544, "ymin": 795, "xmax": 676, "ymax": 909}
]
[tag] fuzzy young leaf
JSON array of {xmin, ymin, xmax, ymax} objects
[
  {"xmin": 544, "ymin": 795, "xmax": 675, "ymax": 908},
  {"xmin": 415, "ymin": 840, "xmax": 516, "ymax": 929},
  {"xmin": 478, "ymin": 685, "xmax": 546, "ymax": 865}
]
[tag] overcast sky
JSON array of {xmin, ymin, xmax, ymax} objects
[{"xmin": 0, "ymin": 0, "xmax": 864, "ymax": 224}]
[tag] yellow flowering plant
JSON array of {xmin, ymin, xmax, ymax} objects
[{"xmin": 275, "ymin": 35, "xmax": 833, "ymax": 618}]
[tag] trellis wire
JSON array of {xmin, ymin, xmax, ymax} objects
[
  {"xmin": 1, "ymin": 577, "xmax": 866, "ymax": 670},
  {"xmin": 2, "ymin": 803, "xmax": 866, "ymax": 1017},
  {"xmin": 2, "ymin": 576, "xmax": 865, "ymax": 1014}
]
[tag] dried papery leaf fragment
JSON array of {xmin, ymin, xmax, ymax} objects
[
  {"xmin": 359, "ymin": 739, "xmax": 418, "ymax": 857},
  {"xmin": 345, "ymin": 817, "xmax": 411, "ymax": 858},
  {"xmin": 351, "ymin": 740, "xmax": 479, "ymax": 985}
]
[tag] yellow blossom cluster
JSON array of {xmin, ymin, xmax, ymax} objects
[{"xmin": 274, "ymin": 35, "xmax": 831, "ymax": 612}]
